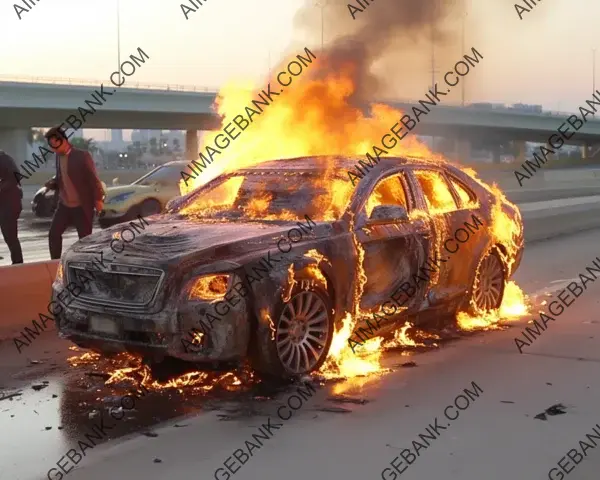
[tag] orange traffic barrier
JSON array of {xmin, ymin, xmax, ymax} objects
[{"xmin": 0, "ymin": 260, "xmax": 58, "ymax": 340}]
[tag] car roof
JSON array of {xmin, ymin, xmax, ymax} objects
[
  {"xmin": 163, "ymin": 160, "xmax": 189, "ymax": 166},
  {"xmin": 237, "ymin": 155, "xmax": 448, "ymax": 174}
]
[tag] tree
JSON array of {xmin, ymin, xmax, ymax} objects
[
  {"xmin": 173, "ymin": 138, "xmax": 181, "ymax": 153},
  {"xmin": 71, "ymin": 137, "xmax": 97, "ymax": 153},
  {"xmin": 149, "ymin": 137, "xmax": 159, "ymax": 156}
]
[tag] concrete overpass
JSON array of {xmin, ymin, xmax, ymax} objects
[{"xmin": 2, "ymin": 76, "xmax": 600, "ymax": 163}]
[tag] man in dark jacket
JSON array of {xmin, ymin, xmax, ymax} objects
[
  {"xmin": 44, "ymin": 127, "xmax": 105, "ymax": 259},
  {"xmin": 0, "ymin": 150, "xmax": 24, "ymax": 264}
]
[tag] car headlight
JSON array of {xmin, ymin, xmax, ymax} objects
[
  {"xmin": 55, "ymin": 262, "xmax": 65, "ymax": 285},
  {"xmin": 185, "ymin": 274, "xmax": 231, "ymax": 301},
  {"xmin": 106, "ymin": 192, "xmax": 135, "ymax": 204}
]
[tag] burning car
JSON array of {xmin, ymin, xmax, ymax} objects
[{"xmin": 52, "ymin": 155, "xmax": 523, "ymax": 378}]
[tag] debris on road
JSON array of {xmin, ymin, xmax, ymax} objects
[
  {"xmin": 0, "ymin": 391, "xmax": 22, "ymax": 401},
  {"xmin": 399, "ymin": 361, "xmax": 417, "ymax": 368},
  {"xmin": 316, "ymin": 406, "xmax": 352, "ymax": 413},
  {"xmin": 534, "ymin": 403, "xmax": 567, "ymax": 420},
  {"xmin": 327, "ymin": 395, "xmax": 369, "ymax": 405}
]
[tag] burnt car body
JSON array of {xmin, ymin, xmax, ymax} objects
[{"xmin": 52, "ymin": 156, "xmax": 524, "ymax": 378}]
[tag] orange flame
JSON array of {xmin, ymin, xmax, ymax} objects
[
  {"xmin": 166, "ymin": 51, "xmax": 526, "ymax": 380},
  {"xmin": 178, "ymin": 54, "xmax": 434, "ymax": 202},
  {"xmin": 383, "ymin": 322, "xmax": 440, "ymax": 349},
  {"xmin": 318, "ymin": 233, "xmax": 384, "ymax": 379},
  {"xmin": 457, "ymin": 281, "xmax": 529, "ymax": 331}
]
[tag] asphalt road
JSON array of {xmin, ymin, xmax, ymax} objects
[{"xmin": 1, "ymin": 225, "xmax": 599, "ymax": 480}]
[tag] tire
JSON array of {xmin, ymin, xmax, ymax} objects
[
  {"xmin": 138, "ymin": 199, "xmax": 162, "ymax": 217},
  {"xmin": 467, "ymin": 249, "xmax": 506, "ymax": 314},
  {"xmin": 249, "ymin": 280, "xmax": 335, "ymax": 379}
]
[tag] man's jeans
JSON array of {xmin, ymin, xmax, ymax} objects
[
  {"xmin": 49, "ymin": 203, "xmax": 93, "ymax": 260},
  {"xmin": 0, "ymin": 200, "xmax": 23, "ymax": 264}
]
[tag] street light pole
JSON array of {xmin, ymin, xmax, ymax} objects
[
  {"xmin": 593, "ymin": 48, "xmax": 597, "ymax": 94},
  {"xmin": 117, "ymin": 0, "xmax": 121, "ymax": 72},
  {"xmin": 461, "ymin": 5, "xmax": 467, "ymax": 106},
  {"xmin": 593, "ymin": 48, "xmax": 597, "ymax": 117},
  {"xmin": 315, "ymin": 0, "xmax": 326, "ymax": 52},
  {"xmin": 430, "ymin": 6, "xmax": 435, "ymax": 89}
]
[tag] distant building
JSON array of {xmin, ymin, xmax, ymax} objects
[
  {"xmin": 470, "ymin": 102, "xmax": 507, "ymax": 110},
  {"xmin": 131, "ymin": 129, "xmax": 152, "ymax": 143},
  {"xmin": 111, "ymin": 129, "xmax": 124, "ymax": 146},
  {"xmin": 511, "ymin": 103, "xmax": 543, "ymax": 114}
]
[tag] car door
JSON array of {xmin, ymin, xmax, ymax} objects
[
  {"xmin": 158, "ymin": 166, "xmax": 185, "ymax": 207},
  {"xmin": 407, "ymin": 168, "xmax": 478, "ymax": 305},
  {"xmin": 354, "ymin": 170, "xmax": 432, "ymax": 315}
]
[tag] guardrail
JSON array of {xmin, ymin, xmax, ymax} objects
[{"xmin": 0, "ymin": 74, "xmax": 219, "ymax": 93}]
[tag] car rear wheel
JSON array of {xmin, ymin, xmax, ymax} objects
[
  {"xmin": 250, "ymin": 282, "xmax": 334, "ymax": 379},
  {"xmin": 139, "ymin": 199, "xmax": 162, "ymax": 217},
  {"xmin": 469, "ymin": 250, "xmax": 506, "ymax": 313}
]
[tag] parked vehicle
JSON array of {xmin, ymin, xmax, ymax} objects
[
  {"xmin": 98, "ymin": 161, "xmax": 186, "ymax": 228},
  {"xmin": 53, "ymin": 155, "xmax": 524, "ymax": 378},
  {"xmin": 32, "ymin": 185, "xmax": 58, "ymax": 218}
]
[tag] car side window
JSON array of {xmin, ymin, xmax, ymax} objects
[
  {"xmin": 413, "ymin": 169, "xmax": 458, "ymax": 214},
  {"xmin": 449, "ymin": 177, "xmax": 478, "ymax": 208},
  {"xmin": 364, "ymin": 173, "xmax": 409, "ymax": 218}
]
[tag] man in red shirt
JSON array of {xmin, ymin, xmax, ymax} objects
[{"xmin": 44, "ymin": 127, "xmax": 105, "ymax": 259}]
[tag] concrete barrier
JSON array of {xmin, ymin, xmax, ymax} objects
[
  {"xmin": 523, "ymin": 196, "xmax": 600, "ymax": 243},
  {"xmin": 544, "ymin": 167, "xmax": 600, "ymax": 182},
  {"xmin": 0, "ymin": 260, "xmax": 58, "ymax": 341}
]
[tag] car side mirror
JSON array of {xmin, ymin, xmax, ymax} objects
[{"xmin": 368, "ymin": 205, "xmax": 409, "ymax": 225}]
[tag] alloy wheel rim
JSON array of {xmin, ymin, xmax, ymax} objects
[
  {"xmin": 473, "ymin": 253, "xmax": 505, "ymax": 312},
  {"xmin": 275, "ymin": 291, "xmax": 330, "ymax": 374}
]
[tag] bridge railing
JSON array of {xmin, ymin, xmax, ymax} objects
[
  {"xmin": 0, "ymin": 74, "xmax": 580, "ymax": 115},
  {"xmin": 0, "ymin": 74, "xmax": 219, "ymax": 93},
  {"xmin": 385, "ymin": 97, "xmax": 577, "ymax": 116}
]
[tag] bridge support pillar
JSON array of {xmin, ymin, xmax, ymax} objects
[
  {"xmin": 581, "ymin": 142, "xmax": 591, "ymax": 160},
  {"xmin": 515, "ymin": 140, "xmax": 527, "ymax": 164},
  {"xmin": 453, "ymin": 138, "xmax": 471, "ymax": 162},
  {"xmin": 185, "ymin": 130, "xmax": 199, "ymax": 160},
  {"xmin": 0, "ymin": 128, "xmax": 28, "ymax": 166},
  {"xmin": 544, "ymin": 142, "xmax": 557, "ymax": 162}
]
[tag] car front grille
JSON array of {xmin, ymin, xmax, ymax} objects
[{"xmin": 67, "ymin": 262, "xmax": 164, "ymax": 310}]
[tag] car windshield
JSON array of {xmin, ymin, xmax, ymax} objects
[
  {"xmin": 133, "ymin": 164, "xmax": 182, "ymax": 186},
  {"xmin": 174, "ymin": 171, "xmax": 353, "ymax": 222}
]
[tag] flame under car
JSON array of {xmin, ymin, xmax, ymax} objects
[{"xmin": 52, "ymin": 156, "xmax": 524, "ymax": 378}]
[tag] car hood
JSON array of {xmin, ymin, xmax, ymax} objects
[{"xmin": 68, "ymin": 214, "xmax": 328, "ymax": 267}]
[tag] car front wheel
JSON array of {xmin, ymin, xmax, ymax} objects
[
  {"xmin": 250, "ymin": 282, "xmax": 334, "ymax": 379},
  {"xmin": 138, "ymin": 199, "xmax": 162, "ymax": 217}
]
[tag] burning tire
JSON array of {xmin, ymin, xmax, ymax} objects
[
  {"xmin": 468, "ymin": 249, "xmax": 506, "ymax": 313},
  {"xmin": 250, "ymin": 281, "xmax": 334, "ymax": 379}
]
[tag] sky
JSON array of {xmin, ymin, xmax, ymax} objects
[{"xmin": 1, "ymin": 0, "xmax": 599, "ymax": 139}]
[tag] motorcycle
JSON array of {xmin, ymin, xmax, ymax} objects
[
  {"xmin": 32, "ymin": 181, "xmax": 108, "ymax": 219},
  {"xmin": 31, "ymin": 185, "xmax": 58, "ymax": 218}
]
